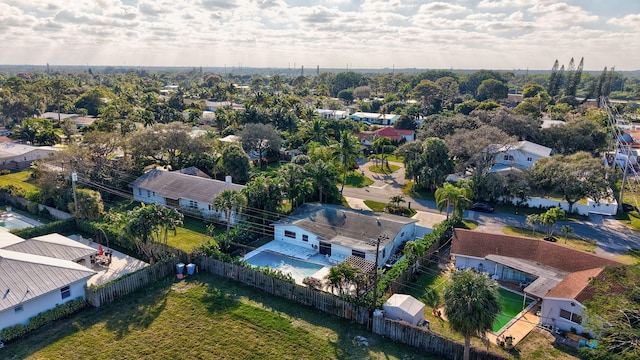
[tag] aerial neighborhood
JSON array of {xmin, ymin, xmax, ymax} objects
[{"xmin": 0, "ymin": 62, "xmax": 639, "ymax": 360}]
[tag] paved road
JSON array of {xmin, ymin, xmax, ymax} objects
[{"xmin": 346, "ymin": 159, "xmax": 640, "ymax": 258}]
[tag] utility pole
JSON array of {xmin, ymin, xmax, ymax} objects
[
  {"xmin": 371, "ymin": 233, "xmax": 388, "ymax": 311},
  {"xmin": 71, "ymin": 171, "xmax": 78, "ymax": 216}
]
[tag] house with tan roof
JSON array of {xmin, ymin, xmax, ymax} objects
[{"xmin": 450, "ymin": 229, "xmax": 621, "ymax": 334}]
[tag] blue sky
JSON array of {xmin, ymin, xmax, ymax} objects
[{"xmin": 1, "ymin": 0, "xmax": 638, "ymax": 70}]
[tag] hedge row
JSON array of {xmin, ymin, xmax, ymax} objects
[
  {"xmin": 0, "ymin": 297, "xmax": 87, "ymax": 343},
  {"xmin": 12, "ymin": 218, "xmax": 76, "ymax": 238}
]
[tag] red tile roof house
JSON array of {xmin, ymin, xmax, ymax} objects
[
  {"xmin": 450, "ymin": 229, "xmax": 621, "ymax": 335},
  {"xmin": 354, "ymin": 127, "xmax": 415, "ymax": 146}
]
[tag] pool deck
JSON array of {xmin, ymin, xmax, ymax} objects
[
  {"xmin": 244, "ymin": 240, "xmax": 333, "ymax": 285},
  {"xmin": 487, "ymin": 302, "xmax": 540, "ymax": 347},
  {"xmin": 0, "ymin": 211, "xmax": 44, "ymax": 231}
]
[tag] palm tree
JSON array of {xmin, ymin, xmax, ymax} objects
[
  {"xmin": 335, "ymin": 130, "xmax": 360, "ymax": 195},
  {"xmin": 560, "ymin": 224, "xmax": 574, "ymax": 244},
  {"xmin": 325, "ymin": 266, "xmax": 344, "ymax": 296},
  {"xmin": 444, "ymin": 269, "xmax": 501, "ymax": 360},
  {"xmin": 306, "ymin": 160, "xmax": 338, "ymax": 203},
  {"xmin": 525, "ymin": 214, "xmax": 538, "ymax": 235},
  {"xmin": 213, "ymin": 189, "xmax": 248, "ymax": 240},
  {"xmin": 389, "ymin": 195, "xmax": 406, "ymax": 207},
  {"xmin": 435, "ymin": 182, "xmax": 470, "ymax": 220}
]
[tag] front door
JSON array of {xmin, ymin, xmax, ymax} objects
[{"xmin": 319, "ymin": 241, "xmax": 331, "ymax": 256}]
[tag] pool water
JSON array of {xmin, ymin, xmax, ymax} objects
[
  {"xmin": 245, "ymin": 251, "xmax": 323, "ymax": 280},
  {"xmin": 493, "ymin": 288, "xmax": 534, "ymax": 333},
  {"xmin": 0, "ymin": 216, "xmax": 35, "ymax": 231}
]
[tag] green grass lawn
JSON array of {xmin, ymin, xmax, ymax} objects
[
  {"xmin": 502, "ymin": 226, "xmax": 597, "ymax": 252},
  {"xmin": 368, "ymin": 164, "xmax": 400, "ymax": 174},
  {"xmin": 616, "ymin": 210, "xmax": 640, "ymax": 231},
  {"xmin": 341, "ymin": 171, "xmax": 374, "ymax": 188},
  {"xmin": 615, "ymin": 248, "xmax": 640, "ymax": 264},
  {"xmin": 1, "ymin": 273, "xmax": 438, "ymax": 360},
  {"xmin": 369, "ymin": 154, "xmax": 404, "ymax": 163},
  {"xmin": 364, "ymin": 200, "xmax": 386, "ymax": 212},
  {"xmin": 0, "ymin": 171, "xmax": 39, "ymax": 193}
]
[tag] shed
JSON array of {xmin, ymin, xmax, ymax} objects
[{"xmin": 383, "ymin": 294, "xmax": 425, "ymax": 326}]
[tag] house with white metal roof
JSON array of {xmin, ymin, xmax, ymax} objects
[
  {"xmin": 0, "ymin": 142, "xmax": 59, "ymax": 171},
  {"xmin": 0, "ymin": 231, "xmax": 96, "ymax": 332},
  {"xmin": 350, "ymin": 112, "xmax": 401, "ymax": 126}
]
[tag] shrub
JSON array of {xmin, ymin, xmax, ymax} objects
[
  {"xmin": 0, "ymin": 297, "xmax": 86, "ymax": 342},
  {"xmin": 13, "ymin": 218, "xmax": 76, "ymax": 238},
  {"xmin": 26, "ymin": 201, "xmax": 39, "ymax": 215}
]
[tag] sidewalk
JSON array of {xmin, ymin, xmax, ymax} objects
[{"xmin": 344, "ymin": 196, "xmax": 371, "ymax": 211}]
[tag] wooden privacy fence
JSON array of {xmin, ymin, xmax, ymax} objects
[
  {"xmin": 195, "ymin": 256, "xmax": 371, "ymax": 326},
  {"xmin": 372, "ymin": 312, "xmax": 509, "ymax": 360},
  {"xmin": 85, "ymin": 256, "xmax": 185, "ymax": 307}
]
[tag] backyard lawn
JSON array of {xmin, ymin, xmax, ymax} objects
[
  {"xmin": 0, "ymin": 273, "xmax": 439, "ymax": 360},
  {"xmin": 166, "ymin": 216, "xmax": 212, "ymax": 252},
  {"xmin": 0, "ymin": 171, "xmax": 39, "ymax": 193}
]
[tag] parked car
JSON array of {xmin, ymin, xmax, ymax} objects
[
  {"xmin": 471, "ymin": 202, "xmax": 494, "ymax": 213},
  {"xmin": 543, "ymin": 236, "xmax": 558, "ymax": 242}
]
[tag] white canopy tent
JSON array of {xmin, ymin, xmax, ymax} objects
[{"xmin": 383, "ymin": 294, "xmax": 425, "ymax": 326}]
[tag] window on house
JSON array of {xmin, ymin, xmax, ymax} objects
[
  {"xmin": 284, "ymin": 230, "xmax": 296, "ymax": 239},
  {"xmin": 138, "ymin": 189, "xmax": 142, "ymax": 196},
  {"xmin": 147, "ymin": 190, "xmax": 151, "ymax": 197},
  {"xmin": 560, "ymin": 309, "xmax": 582, "ymax": 324},
  {"xmin": 208, "ymin": 205, "xmax": 213, "ymax": 211},
  {"xmin": 382, "ymin": 248, "xmax": 386, "ymax": 258},
  {"xmin": 60, "ymin": 286, "xmax": 71, "ymax": 299},
  {"xmin": 504, "ymin": 155, "xmax": 510, "ymax": 160},
  {"xmin": 189, "ymin": 200, "xmax": 198, "ymax": 208},
  {"xmin": 14, "ymin": 305, "xmax": 23, "ymax": 314},
  {"xmin": 352, "ymin": 249, "xmax": 365, "ymax": 258},
  {"xmin": 302, "ymin": 234, "xmax": 308, "ymax": 242},
  {"xmin": 527, "ymin": 157, "xmax": 533, "ymax": 162}
]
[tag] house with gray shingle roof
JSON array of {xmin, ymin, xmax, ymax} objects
[
  {"xmin": 272, "ymin": 203, "xmax": 419, "ymax": 267},
  {"xmin": 0, "ymin": 232, "xmax": 95, "ymax": 332},
  {"xmin": 129, "ymin": 168, "xmax": 245, "ymax": 223},
  {"xmin": 451, "ymin": 229, "xmax": 621, "ymax": 334}
]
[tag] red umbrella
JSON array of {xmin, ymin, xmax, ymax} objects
[{"xmin": 98, "ymin": 244, "xmax": 104, "ymax": 256}]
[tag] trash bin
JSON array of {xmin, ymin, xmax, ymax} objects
[
  {"xmin": 186, "ymin": 263, "xmax": 196, "ymax": 275},
  {"xmin": 176, "ymin": 263, "xmax": 185, "ymax": 274}
]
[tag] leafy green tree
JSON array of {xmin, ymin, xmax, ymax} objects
[
  {"xmin": 444, "ymin": 269, "xmax": 501, "ymax": 360},
  {"xmin": 398, "ymin": 138, "xmax": 453, "ymax": 191},
  {"xmin": 240, "ymin": 123, "xmax": 282, "ymax": 168},
  {"xmin": 125, "ymin": 203, "xmax": 183, "ymax": 262},
  {"xmin": 242, "ymin": 175, "xmax": 284, "ymax": 234},
  {"xmin": 412, "ymin": 79, "xmax": 442, "ymax": 115},
  {"xmin": 476, "ymin": 78, "xmax": 508, "ymax": 101},
  {"xmin": 222, "ymin": 145, "xmax": 251, "ymax": 184},
  {"xmin": 73, "ymin": 188, "xmax": 104, "ymax": 220},
  {"xmin": 538, "ymin": 207, "xmax": 565, "ymax": 237},
  {"xmin": 582, "ymin": 263, "xmax": 640, "ymax": 360},
  {"xmin": 212, "ymin": 189, "xmax": 247, "ymax": 240},
  {"xmin": 530, "ymin": 152, "xmax": 611, "ymax": 213},
  {"xmin": 305, "ymin": 159, "xmax": 340, "ymax": 203},
  {"xmin": 389, "ymin": 195, "xmax": 405, "ymax": 207}
]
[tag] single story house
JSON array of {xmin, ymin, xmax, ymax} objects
[
  {"xmin": 451, "ymin": 229, "xmax": 621, "ymax": 334},
  {"xmin": 129, "ymin": 169, "xmax": 245, "ymax": 223},
  {"xmin": 487, "ymin": 141, "xmax": 552, "ymax": 173},
  {"xmin": 0, "ymin": 142, "xmax": 60, "ymax": 171},
  {"xmin": 0, "ymin": 232, "xmax": 95, "ymax": 332},
  {"xmin": 354, "ymin": 127, "xmax": 415, "ymax": 146},
  {"xmin": 1, "ymin": 233, "xmax": 96, "ymax": 268},
  {"xmin": 350, "ymin": 112, "xmax": 401, "ymax": 126},
  {"xmin": 41, "ymin": 112, "xmax": 79, "ymax": 121},
  {"xmin": 272, "ymin": 203, "xmax": 419, "ymax": 267},
  {"xmin": 316, "ymin": 109, "xmax": 349, "ymax": 120}
]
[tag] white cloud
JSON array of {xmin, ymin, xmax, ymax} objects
[
  {"xmin": 528, "ymin": 2, "xmax": 598, "ymax": 25},
  {"xmin": 608, "ymin": 14, "xmax": 640, "ymax": 30},
  {"xmin": 418, "ymin": 2, "xmax": 468, "ymax": 15}
]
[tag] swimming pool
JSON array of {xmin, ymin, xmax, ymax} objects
[
  {"xmin": 493, "ymin": 288, "xmax": 534, "ymax": 333},
  {"xmin": 0, "ymin": 215, "xmax": 36, "ymax": 231},
  {"xmin": 245, "ymin": 251, "xmax": 324, "ymax": 281}
]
